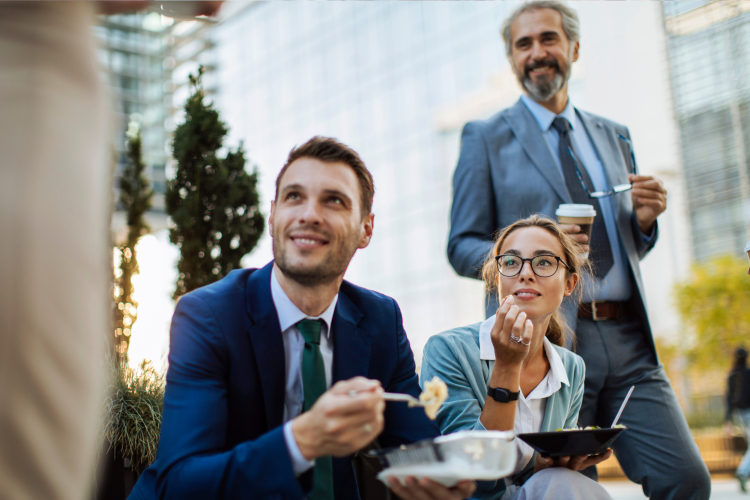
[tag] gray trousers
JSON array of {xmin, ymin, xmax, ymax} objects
[{"xmin": 576, "ymin": 316, "xmax": 711, "ymax": 500}]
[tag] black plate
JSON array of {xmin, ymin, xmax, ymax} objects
[{"xmin": 517, "ymin": 428, "xmax": 625, "ymax": 458}]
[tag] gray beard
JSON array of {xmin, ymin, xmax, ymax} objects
[
  {"xmin": 522, "ymin": 71, "xmax": 566, "ymax": 102},
  {"xmin": 272, "ymin": 235, "xmax": 357, "ymax": 287},
  {"xmin": 518, "ymin": 48, "xmax": 574, "ymax": 103}
]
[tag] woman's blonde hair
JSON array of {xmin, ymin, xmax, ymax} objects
[{"xmin": 481, "ymin": 214, "xmax": 588, "ymax": 347}]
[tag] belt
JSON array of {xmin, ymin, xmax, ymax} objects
[{"xmin": 578, "ymin": 300, "xmax": 630, "ymax": 321}]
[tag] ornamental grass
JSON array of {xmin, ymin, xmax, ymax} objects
[{"xmin": 102, "ymin": 360, "xmax": 165, "ymax": 469}]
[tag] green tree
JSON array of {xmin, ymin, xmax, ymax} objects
[
  {"xmin": 673, "ymin": 255, "xmax": 750, "ymax": 370},
  {"xmin": 114, "ymin": 126, "xmax": 154, "ymax": 361},
  {"xmin": 166, "ymin": 67, "xmax": 264, "ymax": 299}
]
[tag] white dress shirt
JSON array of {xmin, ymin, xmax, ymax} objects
[
  {"xmin": 478, "ymin": 314, "xmax": 570, "ymax": 475},
  {"xmin": 271, "ymin": 267, "xmax": 338, "ymax": 476}
]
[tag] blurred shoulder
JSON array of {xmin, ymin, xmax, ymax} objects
[
  {"xmin": 181, "ymin": 268, "xmax": 253, "ymax": 300},
  {"xmin": 176, "ymin": 268, "xmax": 255, "ymax": 315},
  {"xmin": 424, "ymin": 322, "xmax": 482, "ymax": 359},
  {"xmin": 463, "ymin": 107, "xmax": 514, "ymax": 137},
  {"xmin": 339, "ymin": 279, "xmax": 400, "ymax": 322},
  {"xmin": 576, "ymin": 108, "xmax": 630, "ymax": 136}
]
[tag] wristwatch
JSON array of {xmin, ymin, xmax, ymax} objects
[{"xmin": 487, "ymin": 386, "xmax": 519, "ymax": 403}]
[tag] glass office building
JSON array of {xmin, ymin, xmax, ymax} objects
[
  {"xmin": 663, "ymin": 1, "xmax": 750, "ymax": 262},
  {"xmin": 214, "ymin": 2, "xmax": 516, "ymax": 363},
  {"xmin": 95, "ymin": 12, "xmax": 218, "ymax": 228},
  {"xmin": 95, "ymin": 11, "xmax": 219, "ymax": 361},
  {"xmin": 212, "ymin": 2, "xmax": 686, "ymax": 361}
]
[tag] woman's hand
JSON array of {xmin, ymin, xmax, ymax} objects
[
  {"xmin": 490, "ymin": 295, "xmax": 533, "ymax": 368},
  {"xmin": 533, "ymin": 449, "xmax": 613, "ymax": 473}
]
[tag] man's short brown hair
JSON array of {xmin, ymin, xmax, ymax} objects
[{"xmin": 275, "ymin": 136, "xmax": 375, "ymax": 216}]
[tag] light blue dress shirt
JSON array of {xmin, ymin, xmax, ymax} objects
[
  {"xmin": 520, "ymin": 94, "xmax": 639, "ymax": 301},
  {"xmin": 271, "ymin": 267, "xmax": 338, "ymax": 476}
]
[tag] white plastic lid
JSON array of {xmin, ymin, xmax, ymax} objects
[
  {"xmin": 556, "ymin": 204, "xmax": 596, "ymax": 217},
  {"xmin": 745, "ymin": 241, "xmax": 750, "ymax": 253}
]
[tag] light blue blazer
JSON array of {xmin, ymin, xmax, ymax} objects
[{"xmin": 420, "ymin": 322, "xmax": 586, "ymax": 500}]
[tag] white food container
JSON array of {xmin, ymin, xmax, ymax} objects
[{"xmin": 376, "ymin": 430, "xmax": 516, "ymax": 487}]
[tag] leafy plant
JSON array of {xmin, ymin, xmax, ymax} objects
[
  {"xmin": 673, "ymin": 254, "xmax": 750, "ymax": 370},
  {"xmin": 166, "ymin": 66, "xmax": 264, "ymax": 299},
  {"xmin": 114, "ymin": 126, "xmax": 153, "ymax": 359},
  {"xmin": 102, "ymin": 360, "xmax": 165, "ymax": 470}
]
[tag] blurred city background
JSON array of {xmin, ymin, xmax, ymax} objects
[{"xmin": 98, "ymin": 0, "xmax": 750, "ymax": 488}]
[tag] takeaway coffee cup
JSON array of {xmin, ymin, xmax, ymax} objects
[{"xmin": 556, "ymin": 204, "xmax": 596, "ymax": 259}]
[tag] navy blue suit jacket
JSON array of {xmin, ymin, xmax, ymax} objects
[{"xmin": 130, "ymin": 262, "xmax": 439, "ymax": 500}]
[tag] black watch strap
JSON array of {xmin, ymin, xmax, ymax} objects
[{"xmin": 487, "ymin": 386, "xmax": 519, "ymax": 403}]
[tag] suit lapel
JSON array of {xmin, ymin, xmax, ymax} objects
[
  {"xmin": 503, "ymin": 99, "xmax": 571, "ymax": 204},
  {"xmin": 577, "ymin": 110, "xmax": 622, "ymax": 215},
  {"xmin": 331, "ymin": 288, "xmax": 371, "ymax": 383},
  {"xmin": 577, "ymin": 111, "xmax": 642, "ymax": 262},
  {"xmin": 245, "ymin": 262, "xmax": 286, "ymax": 430}
]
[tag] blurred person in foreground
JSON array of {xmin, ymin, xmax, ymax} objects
[
  {"xmin": 725, "ymin": 347, "xmax": 750, "ymax": 493},
  {"xmin": 0, "ymin": 3, "xmax": 220, "ymax": 499},
  {"xmin": 129, "ymin": 137, "xmax": 475, "ymax": 500},
  {"xmin": 447, "ymin": 2, "xmax": 709, "ymax": 499},
  {"xmin": 423, "ymin": 216, "xmax": 613, "ymax": 500}
]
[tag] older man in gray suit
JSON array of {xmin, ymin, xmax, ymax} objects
[{"xmin": 448, "ymin": 2, "xmax": 710, "ymax": 499}]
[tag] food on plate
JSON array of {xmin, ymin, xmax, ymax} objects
[
  {"xmin": 418, "ymin": 377, "xmax": 448, "ymax": 420},
  {"xmin": 554, "ymin": 424, "xmax": 627, "ymax": 431}
]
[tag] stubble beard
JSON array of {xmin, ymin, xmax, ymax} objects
[{"xmin": 273, "ymin": 227, "xmax": 359, "ymax": 287}]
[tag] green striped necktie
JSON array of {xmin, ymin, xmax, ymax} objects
[{"xmin": 297, "ymin": 319, "xmax": 334, "ymax": 500}]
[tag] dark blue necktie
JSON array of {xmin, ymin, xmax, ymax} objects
[{"xmin": 552, "ymin": 117, "xmax": 614, "ymax": 278}]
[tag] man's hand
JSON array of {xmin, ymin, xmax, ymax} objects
[
  {"xmin": 387, "ymin": 477, "xmax": 476, "ymax": 500},
  {"xmin": 291, "ymin": 377, "xmax": 384, "ymax": 460},
  {"xmin": 558, "ymin": 224, "xmax": 589, "ymax": 254},
  {"xmin": 629, "ymin": 174, "xmax": 667, "ymax": 234},
  {"xmin": 533, "ymin": 448, "xmax": 613, "ymax": 473}
]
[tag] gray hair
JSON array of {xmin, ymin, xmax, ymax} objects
[{"xmin": 501, "ymin": 1, "xmax": 580, "ymax": 58}]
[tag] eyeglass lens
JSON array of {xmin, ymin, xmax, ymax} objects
[{"xmin": 497, "ymin": 255, "xmax": 560, "ymax": 277}]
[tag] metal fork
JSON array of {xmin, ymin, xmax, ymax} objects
[{"xmin": 348, "ymin": 390, "xmax": 435, "ymax": 407}]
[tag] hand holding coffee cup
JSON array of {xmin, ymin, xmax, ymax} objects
[{"xmin": 556, "ymin": 204, "xmax": 596, "ymax": 259}]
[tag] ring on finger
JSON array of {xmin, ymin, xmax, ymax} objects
[
  {"xmin": 510, "ymin": 333, "xmax": 530, "ymax": 346},
  {"xmin": 363, "ymin": 423, "xmax": 373, "ymax": 434}
]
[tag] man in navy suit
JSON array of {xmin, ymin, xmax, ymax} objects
[
  {"xmin": 448, "ymin": 2, "xmax": 710, "ymax": 499},
  {"xmin": 130, "ymin": 136, "xmax": 476, "ymax": 500}
]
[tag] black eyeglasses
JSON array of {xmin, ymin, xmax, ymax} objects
[
  {"xmin": 495, "ymin": 254, "xmax": 573, "ymax": 278},
  {"xmin": 566, "ymin": 134, "xmax": 637, "ymax": 199}
]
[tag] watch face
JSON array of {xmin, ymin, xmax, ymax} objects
[{"xmin": 496, "ymin": 390, "xmax": 510, "ymax": 403}]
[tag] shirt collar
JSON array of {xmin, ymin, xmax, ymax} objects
[
  {"xmin": 270, "ymin": 266, "xmax": 338, "ymax": 338},
  {"xmin": 478, "ymin": 314, "xmax": 570, "ymax": 387},
  {"xmin": 520, "ymin": 94, "xmax": 578, "ymax": 134}
]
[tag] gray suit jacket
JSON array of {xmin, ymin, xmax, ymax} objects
[{"xmin": 447, "ymin": 98, "xmax": 658, "ymax": 349}]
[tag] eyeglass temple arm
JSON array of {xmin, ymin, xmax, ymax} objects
[
  {"xmin": 616, "ymin": 133, "xmax": 638, "ymax": 176},
  {"xmin": 567, "ymin": 146, "xmax": 591, "ymax": 194}
]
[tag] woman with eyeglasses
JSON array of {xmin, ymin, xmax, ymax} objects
[{"xmin": 421, "ymin": 215, "xmax": 613, "ymax": 500}]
